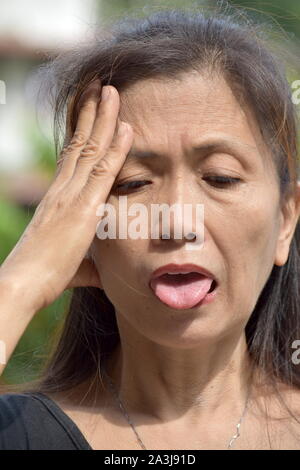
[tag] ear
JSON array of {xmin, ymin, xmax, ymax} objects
[{"xmin": 274, "ymin": 181, "xmax": 300, "ymax": 266}]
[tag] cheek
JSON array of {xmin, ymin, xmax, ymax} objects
[
  {"xmin": 212, "ymin": 196, "xmax": 279, "ymax": 304},
  {"xmin": 97, "ymin": 237, "xmax": 142, "ymax": 263},
  {"xmin": 93, "ymin": 237, "xmax": 146, "ymax": 303}
]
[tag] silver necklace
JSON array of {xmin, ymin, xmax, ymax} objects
[{"xmin": 103, "ymin": 370, "xmax": 252, "ymax": 450}]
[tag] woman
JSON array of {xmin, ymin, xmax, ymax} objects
[{"xmin": 0, "ymin": 6, "xmax": 300, "ymax": 450}]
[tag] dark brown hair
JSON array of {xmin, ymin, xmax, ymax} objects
[{"xmin": 2, "ymin": 3, "xmax": 300, "ymax": 434}]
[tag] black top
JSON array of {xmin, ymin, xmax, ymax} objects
[{"xmin": 0, "ymin": 392, "xmax": 93, "ymax": 450}]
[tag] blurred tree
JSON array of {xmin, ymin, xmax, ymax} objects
[
  {"xmin": 97, "ymin": 0, "xmax": 300, "ymax": 39},
  {"xmin": 98, "ymin": 0, "xmax": 211, "ymax": 21},
  {"xmin": 220, "ymin": 0, "xmax": 300, "ymax": 38}
]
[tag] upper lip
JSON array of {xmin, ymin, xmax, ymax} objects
[{"xmin": 150, "ymin": 263, "xmax": 217, "ymax": 282}]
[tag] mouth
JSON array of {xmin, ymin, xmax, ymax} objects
[
  {"xmin": 158, "ymin": 272, "xmax": 217, "ymax": 290},
  {"xmin": 207, "ymin": 278, "xmax": 217, "ymax": 293},
  {"xmin": 150, "ymin": 263, "xmax": 216, "ymax": 281},
  {"xmin": 149, "ymin": 265, "xmax": 218, "ymax": 310}
]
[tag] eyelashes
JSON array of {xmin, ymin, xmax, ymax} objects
[
  {"xmin": 115, "ymin": 180, "xmax": 151, "ymax": 192},
  {"xmin": 114, "ymin": 175, "xmax": 242, "ymax": 193},
  {"xmin": 203, "ymin": 175, "xmax": 241, "ymax": 188}
]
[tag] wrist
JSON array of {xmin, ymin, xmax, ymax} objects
[{"xmin": 0, "ymin": 274, "xmax": 40, "ymax": 317}]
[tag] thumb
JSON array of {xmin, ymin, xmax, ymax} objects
[{"xmin": 66, "ymin": 257, "xmax": 103, "ymax": 289}]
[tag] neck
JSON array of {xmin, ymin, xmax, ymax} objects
[{"xmin": 103, "ymin": 316, "xmax": 258, "ymax": 424}]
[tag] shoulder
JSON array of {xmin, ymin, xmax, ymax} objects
[
  {"xmin": 253, "ymin": 381, "xmax": 300, "ymax": 448},
  {"xmin": 0, "ymin": 392, "xmax": 43, "ymax": 422},
  {"xmin": 270, "ymin": 385, "xmax": 300, "ymax": 448},
  {"xmin": 254, "ymin": 380, "xmax": 300, "ymax": 416},
  {"xmin": 0, "ymin": 391, "xmax": 89, "ymax": 450},
  {"xmin": 0, "ymin": 392, "xmax": 45, "ymax": 449},
  {"xmin": 270, "ymin": 383, "xmax": 300, "ymax": 418}
]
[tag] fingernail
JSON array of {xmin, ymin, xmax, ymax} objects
[{"xmin": 102, "ymin": 86, "xmax": 110, "ymax": 101}]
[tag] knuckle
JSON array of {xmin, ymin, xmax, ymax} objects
[
  {"xmin": 107, "ymin": 141, "xmax": 119, "ymax": 153},
  {"xmin": 111, "ymin": 144, "xmax": 123, "ymax": 157},
  {"xmin": 69, "ymin": 131, "xmax": 87, "ymax": 148},
  {"xmin": 54, "ymin": 155, "xmax": 66, "ymax": 174},
  {"xmin": 86, "ymin": 135, "xmax": 101, "ymax": 147},
  {"xmin": 53, "ymin": 197, "xmax": 66, "ymax": 211},
  {"xmin": 44, "ymin": 192, "xmax": 65, "ymax": 210},
  {"xmin": 90, "ymin": 158, "xmax": 114, "ymax": 178},
  {"xmin": 80, "ymin": 141, "xmax": 99, "ymax": 157},
  {"xmin": 59, "ymin": 145, "xmax": 68, "ymax": 158},
  {"xmin": 80, "ymin": 100, "xmax": 96, "ymax": 112},
  {"xmin": 90, "ymin": 163, "xmax": 106, "ymax": 178},
  {"xmin": 56, "ymin": 152, "xmax": 67, "ymax": 165},
  {"xmin": 55, "ymin": 159, "xmax": 63, "ymax": 172}
]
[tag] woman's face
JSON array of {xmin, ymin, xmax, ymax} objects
[{"xmin": 90, "ymin": 72, "xmax": 293, "ymax": 347}]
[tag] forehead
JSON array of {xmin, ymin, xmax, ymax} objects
[
  {"xmin": 119, "ymin": 74, "xmax": 249, "ymax": 131},
  {"xmin": 117, "ymin": 73, "xmax": 270, "ymax": 167}
]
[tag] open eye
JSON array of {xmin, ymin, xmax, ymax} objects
[
  {"xmin": 203, "ymin": 175, "xmax": 241, "ymax": 188},
  {"xmin": 114, "ymin": 179, "xmax": 152, "ymax": 193}
]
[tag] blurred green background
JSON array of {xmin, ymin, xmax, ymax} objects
[{"xmin": 0, "ymin": 0, "xmax": 299, "ymax": 386}]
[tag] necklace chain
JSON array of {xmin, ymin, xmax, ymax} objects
[{"xmin": 103, "ymin": 370, "xmax": 252, "ymax": 450}]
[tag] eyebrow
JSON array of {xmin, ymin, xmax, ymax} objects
[{"xmin": 126, "ymin": 137, "xmax": 257, "ymax": 169}]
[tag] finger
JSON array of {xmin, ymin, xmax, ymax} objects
[
  {"xmin": 71, "ymin": 85, "xmax": 121, "ymax": 184},
  {"xmin": 63, "ymin": 93, "xmax": 75, "ymax": 147},
  {"xmin": 80, "ymin": 120, "xmax": 134, "ymax": 206},
  {"xmin": 71, "ymin": 114, "xmax": 122, "ymax": 188},
  {"xmin": 54, "ymin": 80, "xmax": 103, "ymax": 184},
  {"xmin": 56, "ymin": 80, "xmax": 101, "ymax": 176},
  {"xmin": 87, "ymin": 85, "xmax": 120, "ymax": 146}
]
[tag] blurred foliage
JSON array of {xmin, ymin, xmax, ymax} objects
[
  {"xmin": 227, "ymin": 0, "xmax": 300, "ymax": 38},
  {"xmin": 98, "ymin": 0, "xmax": 300, "ymax": 39},
  {"xmin": 28, "ymin": 128, "xmax": 57, "ymax": 177},
  {"xmin": 0, "ymin": 198, "xmax": 32, "ymax": 262},
  {"xmin": 97, "ymin": 0, "xmax": 211, "ymax": 21}
]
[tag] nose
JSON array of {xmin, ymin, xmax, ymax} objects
[
  {"xmin": 150, "ymin": 173, "xmax": 204, "ymax": 248},
  {"xmin": 153, "ymin": 211, "xmax": 202, "ymax": 247}
]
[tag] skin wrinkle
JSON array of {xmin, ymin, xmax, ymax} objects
[{"xmin": 84, "ymin": 72, "xmax": 300, "ymax": 448}]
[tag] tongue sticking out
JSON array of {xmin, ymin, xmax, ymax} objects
[{"xmin": 150, "ymin": 272, "xmax": 214, "ymax": 310}]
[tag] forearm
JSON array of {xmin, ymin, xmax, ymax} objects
[{"xmin": 0, "ymin": 278, "xmax": 37, "ymax": 376}]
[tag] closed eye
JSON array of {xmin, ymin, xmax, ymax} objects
[
  {"xmin": 114, "ymin": 175, "xmax": 241, "ymax": 193},
  {"xmin": 203, "ymin": 175, "xmax": 241, "ymax": 188},
  {"xmin": 114, "ymin": 179, "xmax": 152, "ymax": 193}
]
